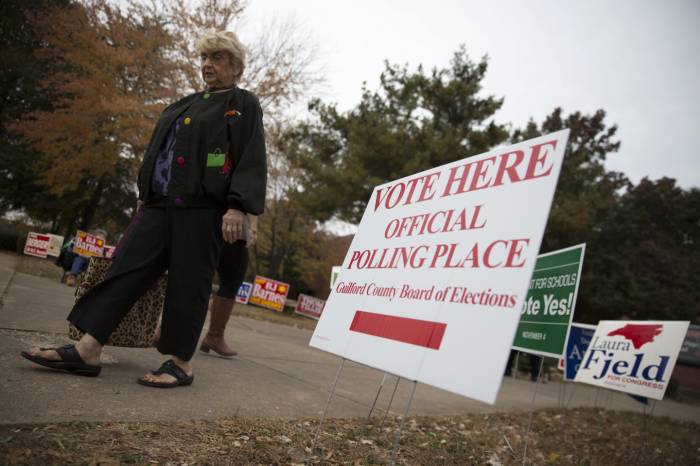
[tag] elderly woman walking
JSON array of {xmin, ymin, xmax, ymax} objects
[{"xmin": 21, "ymin": 30, "xmax": 266, "ymax": 388}]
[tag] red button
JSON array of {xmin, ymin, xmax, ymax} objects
[{"xmin": 177, "ymin": 156, "xmax": 185, "ymax": 166}]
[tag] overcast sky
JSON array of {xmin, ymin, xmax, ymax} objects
[{"xmin": 240, "ymin": 0, "xmax": 699, "ymax": 190}]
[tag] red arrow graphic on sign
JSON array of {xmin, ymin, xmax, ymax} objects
[{"xmin": 349, "ymin": 310, "xmax": 447, "ymax": 350}]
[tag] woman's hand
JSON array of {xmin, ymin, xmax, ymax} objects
[
  {"xmin": 136, "ymin": 200, "xmax": 144, "ymax": 213},
  {"xmin": 222, "ymin": 209, "xmax": 246, "ymax": 243}
]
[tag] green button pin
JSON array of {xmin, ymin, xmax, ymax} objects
[{"xmin": 203, "ymin": 93, "xmax": 210, "ymax": 99}]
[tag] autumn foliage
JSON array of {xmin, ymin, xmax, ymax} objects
[
  {"xmin": 9, "ymin": 0, "xmax": 180, "ymax": 232},
  {"xmin": 5, "ymin": 0, "xmax": 319, "ymax": 237}
]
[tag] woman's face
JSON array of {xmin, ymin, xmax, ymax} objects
[{"xmin": 200, "ymin": 50, "xmax": 237, "ymax": 90}]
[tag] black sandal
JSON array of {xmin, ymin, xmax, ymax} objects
[
  {"xmin": 137, "ymin": 359, "xmax": 194, "ymax": 388},
  {"xmin": 20, "ymin": 344, "xmax": 101, "ymax": 377}
]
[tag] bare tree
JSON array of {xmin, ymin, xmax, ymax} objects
[
  {"xmin": 143, "ymin": 0, "xmax": 322, "ymax": 123},
  {"xmin": 242, "ymin": 15, "xmax": 322, "ymax": 123}
]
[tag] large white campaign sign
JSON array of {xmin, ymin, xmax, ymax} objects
[
  {"xmin": 310, "ymin": 130, "xmax": 570, "ymax": 404},
  {"xmin": 574, "ymin": 320, "xmax": 689, "ymax": 400}
]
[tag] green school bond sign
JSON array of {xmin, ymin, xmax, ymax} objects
[{"xmin": 512, "ymin": 244, "xmax": 585, "ymax": 358}]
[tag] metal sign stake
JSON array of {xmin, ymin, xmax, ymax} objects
[
  {"xmin": 380, "ymin": 375, "xmax": 402, "ymax": 426},
  {"xmin": 367, "ymin": 372, "xmax": 388, "ymax": 421},
  {"xmin": 310, "ymin": 358, "xmax": 346, "ymax": 455},
  {"xmin": 641, "ymin": 398, "xmax": 657, "ymax": 460},
  {"xmin": 557, "ymin": 379, "xmax": 566, "ymax": 408},
  {"xmin": 522, "ymin": 357, "xmax": 544, "ymax": 466},
  {"xmin": 390, "ymin": 380, "xmax": 418, "ymax": 464},
  {"xmin": 565, "ymin": 384, "xmax": 578, "ymax": 408}
]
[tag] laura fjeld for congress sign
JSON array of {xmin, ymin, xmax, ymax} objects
[
  {"xmin": 310, "ymin": 130, "xmax": 569, "ymax": 404},
  {"xmin": 575, "ymin": 321, "xmax": 689, "ymax": 400}
]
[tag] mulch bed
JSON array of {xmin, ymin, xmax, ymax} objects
[{"xmin": 0, "ymin": 408, "xmax": 697, "ymax": 465}]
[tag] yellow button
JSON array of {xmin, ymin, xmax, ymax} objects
[{"xmin": 184, "ymin": 117, "xmax": 192, "ymax": 125}]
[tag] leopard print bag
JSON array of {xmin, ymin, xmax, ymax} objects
[{"xmin": 68, "ymin": 257, "xmax": 166, "ymax": 347}]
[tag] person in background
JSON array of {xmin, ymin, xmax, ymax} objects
[
  {"xmin": 65, "ymin": 229, "xmax": 107, "ymax": 287},
  {"xmin": 529, "ymin": 354, "xmax": 544, "ymax": 382},
  {"xmin": 504, "ymin": 350, "xmax": 517, "ymax": 377},
  {"xmin": 504, "ymin": 350, "xmax": 545, "ymax": 382},
  {"xmin": 55, "ymin": 237, "xmax": 76, "ymax": 283},
  {"xmin": 200, "ymin": 215, "xmax": 257, "ymax": 356}
]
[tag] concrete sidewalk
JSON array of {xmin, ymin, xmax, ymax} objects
[{"xmin": 1, "ymin": 251, "xmax": 698, "ymax": 425}]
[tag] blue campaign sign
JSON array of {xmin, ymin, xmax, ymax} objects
[
  {"xmin": 565, "ymin": 323, "xmax": 596, "ymax": 380},
  {"xmin": 235, "ymin": 281, "xmax": 253, "ymax": 304}
]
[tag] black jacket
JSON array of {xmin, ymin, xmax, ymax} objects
[{"xmin": 137, "ymin": 87, "xmax": 267, "ymax": 214}]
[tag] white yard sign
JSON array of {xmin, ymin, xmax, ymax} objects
[
  {"xmin": 46, "ymin": 234, "xmax": 65, "ymax": 257},
  {"xmin": 310, "ymin": 131, "xmax": 570, "ymax": 404},
  {"xmin": 574, "ymin": 320, "xmax": 689, "ymax": 400}
]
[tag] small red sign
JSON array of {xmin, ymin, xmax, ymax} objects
[
  {"xmin": 24, "ymin": 232, "xmax": 50, "ymax": 258},
  {"xmin": 103, "ymin": 245, "xmax": 116, "ymax": 259},
  {"xmin": 295, "ymin": 294, "xmax": 326, "ymax": 320}
]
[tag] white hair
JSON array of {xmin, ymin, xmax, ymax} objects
[{"xmin": 195, "ymin": 30, "xmax": 246, "ymax": 83}]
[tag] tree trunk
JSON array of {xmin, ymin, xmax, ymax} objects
[
  {"xmin": 62, "ymin": 213, "xmax": 80, "ymax": 239},
  {"xmin": 267, "ymin": 210, "xmax": 281, "ymax": 276},
  {"xmin": 50, "ymin": 213, "xmax": 59, "ymax": 233},
  {"xmin": 78, "ymin": 174, "xmax": 109, "ymax": 231}
]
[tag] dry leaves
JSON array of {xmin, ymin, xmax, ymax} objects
[{"xmin": 0, "ymin": 408, "xmax": 698, "ymax": 465}]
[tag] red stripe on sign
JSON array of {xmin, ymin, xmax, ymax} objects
[{"xmin": 349, "ymin": 310, "xmax": 447, "ymax": 350}]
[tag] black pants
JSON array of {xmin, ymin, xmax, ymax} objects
[
  {"xmin": 67, "ymin": 206, "xmax": 223, "ymax": 361},
  {"xmin": 215, "ymin": 240, "xmax": 249, "ymax": 298}
]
